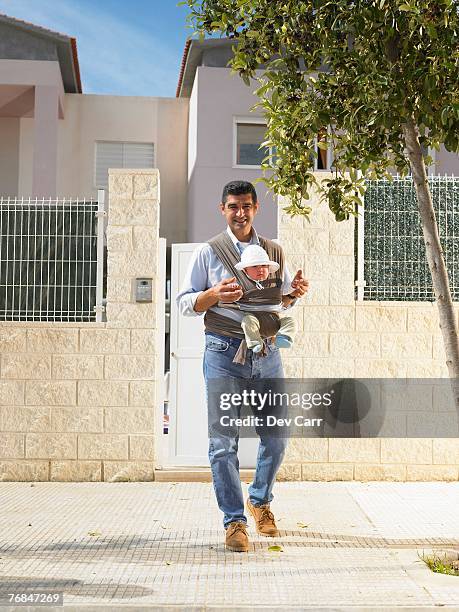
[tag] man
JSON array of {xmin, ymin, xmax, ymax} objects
[{"xmin": 177, "ymin": 180, "xmax": 309, "ymax": 552}]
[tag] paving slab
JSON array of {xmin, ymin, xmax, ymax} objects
[{"xmin": 0, "ymin": 482, "xmax": 459, "ymax": 610}]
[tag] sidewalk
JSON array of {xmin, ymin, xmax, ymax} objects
[{"xmin": 1, "ymin": 481, "xmax": 459, "ymax": 610}]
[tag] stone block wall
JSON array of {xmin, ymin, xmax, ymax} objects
[
  {"xmin": 0, "ymin": 169, "xmax": 160, "ymax": 481},
  {"xmin": 278, "ymin": 173, "xmax": 459, "ymax": 481}
]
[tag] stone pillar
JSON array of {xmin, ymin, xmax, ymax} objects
[
  {"xmin": 103, "ymin": 169, "xmax": 160, "ymax": 481},
  {"xmin": 32, "ymin": 85, "xmax": 59, "ymax": 198}
]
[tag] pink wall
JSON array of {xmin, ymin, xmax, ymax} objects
[
  {"xmin": 187, "ymin": 66, "xmax": 278, "ymax": 242},
  {"xmin": 32, "ymin": 85, "xmax": 59, "ymax": 197},
  {"xmin": 436, "ymin": 145, "xmax": 459, "ymax": 175},
  {"xmin": 14, "ymin": 94, "xmax": 189, "ymax": 244},
  {"xmin": 0, "ymin": 117, "xmax": 19, "ymax": 195},
  {"xmin": 0, "ymin": 60, "xmax": 64, "ymax": 198}
]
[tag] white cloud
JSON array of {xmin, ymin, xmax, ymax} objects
[{"xmin": 0, "ymin": 0, "xmax": 180, "ymax": 97}]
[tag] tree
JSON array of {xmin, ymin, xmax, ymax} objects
[{"xmin": 184, "ymin": 0, "xmax": 459, "ymax": 406}]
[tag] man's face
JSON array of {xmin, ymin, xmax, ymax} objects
[{"xmin": 220, "ymin": 193, "xmax": 259, "ymax": 234}]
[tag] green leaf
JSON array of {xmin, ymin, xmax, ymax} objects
[
  {"xmin": 268, "ymin": 545, "xmax": 284, "ymax": 552},
  {"xmin": 441, "ymin": 108, "xmax": 450, "ymax": 126},
  {"xmin": 256, "ymin": 80, "xmax": 272, "ymax": 95}
]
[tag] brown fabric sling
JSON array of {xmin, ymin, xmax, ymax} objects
[{"xmin": 204, "ymin": 231, "xmax": 285, "ymax": 364}]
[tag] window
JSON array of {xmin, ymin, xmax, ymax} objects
[
  {"xmin": 95, "ymin": 141, "xmax": 155, "ymax": 189},
  {"xmin": 233, "ymin": 118, "xmax": 270, "ymax": 168},
  {"xmin": 233, "ymin": 118, "xmax": 332, "ymax": 170}
]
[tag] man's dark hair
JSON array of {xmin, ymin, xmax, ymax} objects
[{"xmin": 221, "ymin": 180, "xmax": 258, "ymax": 205}]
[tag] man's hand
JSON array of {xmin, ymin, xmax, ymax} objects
[
  {"xmin": 214, "ymin": 277, "xmax": 243, "ymax": 303},
  {"xmin": 193, "ymin": 277, "xmax": 243, "ymax": 313},
  {"xmin": 290, "ymin": 270, "xmax": 309, "ymax": 298}
]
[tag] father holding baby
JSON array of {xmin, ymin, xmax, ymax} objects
[{"xmin": 177, "ymin": 180, "xmax": 309, "ymax": 552}]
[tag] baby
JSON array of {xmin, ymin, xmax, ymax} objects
[{"xmin": 234, "ymin": 245, "xmax": 296, "ymax": 353}]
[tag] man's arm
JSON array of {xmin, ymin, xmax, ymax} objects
[
  {"xmin": 281, "ymin": 294, "xmax": 297, "ymax": 309},
  {"xmin": 176, "ymin": 245, "xmax": 243, "ymax": 316},
  {"xmin": 194, "ymin": 278, "xmax": 243, "ymax": 313},
  {"xmin": 176, "ymin": 245, "xmax": 209, "ymax": 317},
  {"xmin": 289, "ymin": 269, "xmax": 309, "ymax": 298}
]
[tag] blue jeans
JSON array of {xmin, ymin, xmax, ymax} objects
[{"xmin": 203, "ymin": 332, "xmax": 288, "ymax": 528}]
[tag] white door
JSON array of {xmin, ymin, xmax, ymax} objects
[{"xmin": 168, "ymin": 243, "xmax": 258, "ymax": 468}]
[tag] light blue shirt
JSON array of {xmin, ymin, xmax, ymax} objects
[{"xmin": 176, "ymin": 226, "xmax": 297, "ymax": 323}]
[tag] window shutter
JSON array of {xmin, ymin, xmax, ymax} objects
[
  {"xmin": 123, "ymin": 143, "xmax": 155, "ymax": 169},
  {"xmin": 95, "ymin": 142, "xmax": 155, "ymax": 189},
  {"xmin": 95, "ymin": 142, "xmax": 123, "ymax": 189}
]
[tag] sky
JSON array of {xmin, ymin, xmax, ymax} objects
[{"xmin": 0, "ymin": 0, "xmax": 192, "ymax": 97}]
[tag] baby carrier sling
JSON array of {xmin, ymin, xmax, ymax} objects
[{"xmin": 204, "ymin": 231, "xmax": 285, "ymax": 364}]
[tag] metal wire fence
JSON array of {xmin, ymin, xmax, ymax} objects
[
  {"xmin": 0, "ymin": 194, "xmax": 105, "ymax": 322},
  {"xmin": 360, "ymin": 176, "xmax": 459, "ymax": 301}
]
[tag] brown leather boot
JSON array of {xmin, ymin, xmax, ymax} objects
[
  {"xmin": 225, "ymin": 521, "xmax": 249, "ymax": 552},
  {"xmin": 246, "ymin": 499, "xmax": 279, "ymax": 537}
]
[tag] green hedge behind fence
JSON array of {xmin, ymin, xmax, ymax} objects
[{"xmin": 362, "ymin": 177, "xmax": 459, "ymax": 301}]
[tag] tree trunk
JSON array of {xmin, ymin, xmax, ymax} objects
[{"xmin": 402, "ymin": 118, "xmax": 459, "ymax": 416}]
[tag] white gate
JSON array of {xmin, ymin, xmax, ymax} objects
[{"xmin": 167, "ymin": 243, "xmax": 257, "ymax": 468}]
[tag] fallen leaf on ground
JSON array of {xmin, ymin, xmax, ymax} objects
[
  {"xmin": 165, "ymin": 561, "xmax": 173, "ymax": 565},
  {"xmin": 88, "ymin": 530, "xmax": 101, "ymax": 536},
  {"xmin": 268, "ymin": 545, "xmax": 283, "ymax": 552},
  {"xmin": 297, "ymin": 522, "xmax": 308, "ymax": 528}
]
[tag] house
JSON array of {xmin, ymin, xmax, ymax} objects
[
  {"xmin": 176, "ymin": 38, "xmax": 279, "ymax": 241},
  {"xmin": 1, "ymin": 13, "xmax": 458, "ymax": 482},
  {"xmin": 0, "ymin": 13, "xmax": 188, "ymax": 245},
  {"xmin": 0, "ymin": 15, "xmax": 284, "ymax": 245},
  {"xmin": 1, "ymin": 13, "xmax": 458, "ymax": 245}
]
